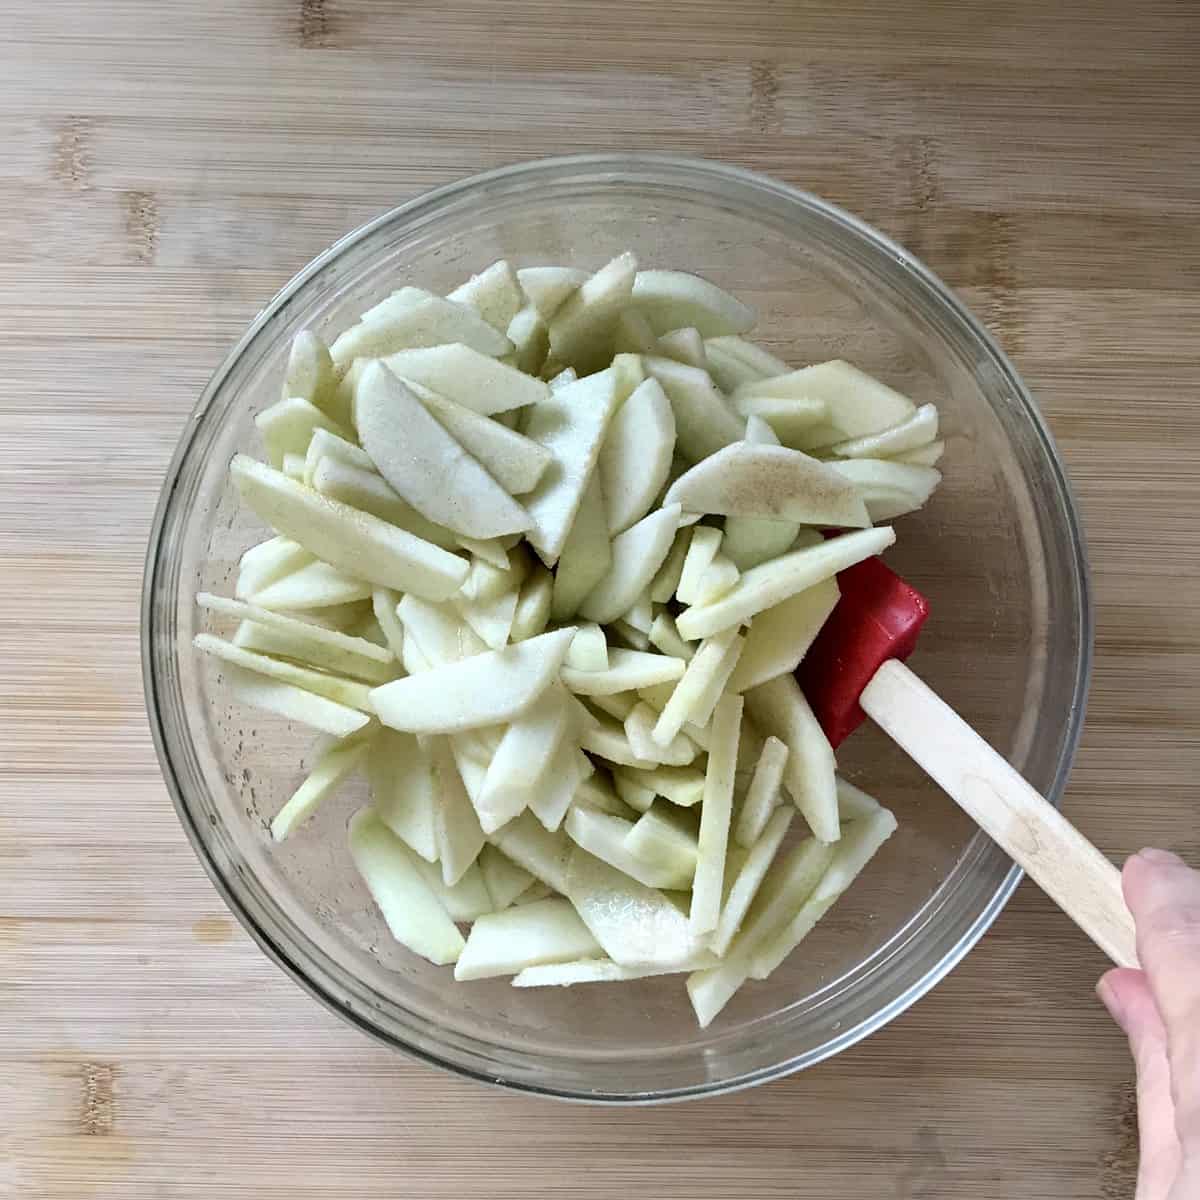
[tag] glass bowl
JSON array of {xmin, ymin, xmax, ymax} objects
[{"xmin": 142, "ymin": 154, "xmax": 1090, "ymax": 1102}]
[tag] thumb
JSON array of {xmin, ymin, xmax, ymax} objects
[{"xmin": 1100, "ymin": 968, "xmax": 1182, "ymax": 1200}]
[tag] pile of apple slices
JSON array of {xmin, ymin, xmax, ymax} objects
[{"xmin": 194, "ymin": 254, "xmax": 943, "ymax": 1028}]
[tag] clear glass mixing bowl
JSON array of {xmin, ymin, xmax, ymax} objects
[{"xmin": 142, "ymin": 154, "xmax": 1090, "ymax": 1102}]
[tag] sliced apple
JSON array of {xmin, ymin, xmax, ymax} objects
[
  {"xmin": 369, "ymin": 588, "xmax": 406, "ymax": 660},
  {"xmin": 550, "ymin": 474, "xmax": 611, "ymax": 620},
  {"xmin": 223, "ymin": 663, "xmax": 369, "ymax": 737},
  {"xmin": 283, "ymin": 329, "xmax": 338, "ymax": 407},
  {"xmin": 705, "ymin": 335, "xmax": 790, "ymax": 379},
  {"xmin": 395, "ymin": 594, "xmax": 486, "ymax": 666},
  {"xmin": 528, "ymin": 744, "xmax": 594, "ymax": 833},
  {"xmin": 477, "ymin": 844, "xmax": 535, "ymax": 910},
  {"xmin": 488, "ymin": 810, "xmax": 572, "ymax": 893},
  {"xmin": 270, "ymin": 732, "xmax": 372, "ymax": 841},
  {"xmin": 596, "ymin": 377, "xmax": 677, "ymax": 535},
  {"xmin": 354, "ymin": 363, "xmax": 530, "ymax": 540},
  {"xmin": 505, "ymin": 304, "xmax": 549, "ymax": 376},
  {"xmin": 730, "ymin": 391, "xmax": 828, "ymax": 444},
  {"xmin": 729, "ymin": 575, "xmax": 840, "ymax": 693},
  {"xmin": 648, "ymin": 527, "xmax": 691, "ymax": 604},
  {"xmin": 656, "ymin": 326, "xmax": 707, "ymax": 368},
  {"xmin": 454, "ymin": 897, "xmax": 601, "ymax": 981},
  {"xmin": 516, "ymin": 266, "xmax": 587, "ymax": 320},
  {"xmin": 347, "ymin": 808, "xmax": 465, "ymax": 966},
  {"xmin": 366, "ymin": 729, "xmax": 438, "ymax": 862},
  {"xmin": 547, "ymin": 252, "xmax": 637, "ymax": 374},
  {"xmin": 827, "ymin": 458, "xmax": 942, "ymax": 521},
  {"xmin": 578, "ymin": 715, "xmax": 656, "ymax": 770},
  {"xmin": 647, "ymin": 613, "xmax": 694, "ymax": 661},
  {"xmin": 254, "ymin": 396, "xmax": 351, "ymax": 470},
  {"xmin": 745, "ymin": 674, "xmax": 838, "ymax": 843},
  {"xmin": 578, "ymin": 504, "xmax": 681, "ymax": 624},
  {"xmin": 630, "ymin": 269, "xmax": 755, "ymax": 336},
  {"xmin": 566, "ymin": 623, "xmax": 609, "ymax": 672},
  {"xmin": 711, "ymin": 804, "xmax": 794, "ymax": 956},
  {"xmin": 830, "ymin": 402, "xmax": 938, "ymax": 459},
  {"xmin": 613, "ymin": 763, "xmax": 706, "ymax": 808},
  {"xmin": 836, "ymin": 777, "xmax": 884, "ymax": 821},
  {"xmin": 565, "ymin": 806, "xmax": 693, "ymax": 890},
  {"xmin": 381, "ymin": 343, "xmax": 549, "ymax": 416},
  {"xmin": 369, "ymin": 627, "xmax": 574, "ymax": 734},
  {"xmin": 624, "ymin": 702, "xmax": 697, "ymax": 766},
  {"xmin": 613, "ymin": 308, "xmax": 659, "ymax": 355},
  {"xmin": 510, "ymin": 566, "xmax": 553, "ymax": 641},
  {"xmin": 566, "ymin": 848, "xmax": 712, "ymax": 969},
  {"xmin": 476, "ymin": 683, "xmax": 573, "ymax": 833},
  {"xmin": 250, "ymin": 559, "xmax": 372, "ymax": 610},
  {"xmin": 521, "ymin": 366, "xmax": 620, "ymax": 564},
  {"xmin": 512, "ymin": 955, "xmax": 717, "ymax": 987},
  {"xmin": 428, "ymin": 736, "xmax": 486, "ymax": 885},
  {"xmin": 693, "ymin": 553, "xmax": 740, "ymax": 604},
  {"xmin": 688, "ymin": 692, "xmax": 742, "ymax": 934},
  {"xmin": 624, "ymin": 802, "xmax": 699, "ymax": 881},
  {"xmin": 447, "ymin": 260, "xmax": 524, "ymax": 333},
  {"xmin": 733, "ymin": 735, "xmax": 789, "ymax": 849},
  {"xmin": 675, "ymin": 526, "xmax": 895, "ymax": 641},
  {"xmin": 892, "ymin": 438, "xmax": 945, "ymax": 467},
  {"xmin": 643, "ymin": 357, "xmax": 744, "ymax": 462},
  {"xmin": 665, "ymin": 442, "xmax": 869, "ymax": 528},
  {"xmin": 749, "ymin": 808, "xmax": 898, "ymax": 979},
  {"xmin": 330, "ymin": 292, "xmax": 511, "ymax": 364},
  {"xmin": 231, "ymin": 454, "xmax": 468, "ymax": 599},
  {"xmin": 236, "ymin": 536, "xmax": 313, "ymax": 600},
  {"xmin": 612, "ymin": 771, "xmax": 656, "ymax": 813},
  {"xmin": 562, "ymin": 648, "xmax": 685, "ymax": 697},
  {"xmin": 675, "ymin": 525, "xmax": 723, "ymax": 606},
  {"xmin": 303, "ymin": 427, "xmax": 371, "ymax": 485}
]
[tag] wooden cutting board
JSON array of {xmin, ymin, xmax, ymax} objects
[{"xmin": 3, "ymin": 2, "xmax": 1198, "ymax": 1196}]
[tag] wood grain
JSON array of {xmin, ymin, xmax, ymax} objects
[{"xmin": 2, "ymin": 1, "xmax": 1199, "ymax": 1196}]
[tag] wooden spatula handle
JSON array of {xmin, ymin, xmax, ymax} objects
[{"xmin": 861, "ymin": 660, "xmax": 1138, "ymax": 969}]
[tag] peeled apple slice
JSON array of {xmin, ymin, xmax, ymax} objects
[
  {"xmin": 222, "ymin": 662, "xmax": 370, "ymax": 738},
  {"xmin": 270, "ymin": 733, "xmax": 372, "ymax": 841},
  {"xmin": 656, "ymin": 326, "xmax": 707, "ymax": 368},
  {"xmin": 512, "ymin": 955, "xmax": 717, "ymax": 987},
  {"xmin": 430, "ymin": 736, "xmax": 486, "ymax": 885},
  {"xmin": 565, "ymin": 849, "xmax": 712, "ymax": 969},
  {"xmin": 231, "ymin": 454, "xmax": 468, "ymax": 600},
  {"xmin": 710, "ymin": 804, "xmax": 794, "ymax": 956},
  {"xmin": 561, "ymin": 648, "xmax": 685, "ymax": 697},
  {"xmin": 488, "ymin": 811, "xmax": 572, "ymax": 893},
  {"xmin": 665, "ymin": 442, "xmax": 870, "ymax": 528},
  {"xmin": 255, "ymin": 396, "xmax": 350, "ymax": 470},
  {"xmin": 830, "ymin": 402, "xmax": 939, "ymax": 459},
  {"xmin": 688, "ymin": 692, "xmax": 742, "ymax": 935},
  {"xmin": 381, "ymin": 344, "xmax": 550, "ymax": 415},
  {"xmin": 550, "ymin": 474, "xmax": 612, "ymax": 620},
  {"xmin": 355, "ymin": 363, "xmax": 531, "ymax": 540},
  {"xmin": 630, "ymin": 269, "xmax": 755, "ymax": 337},
  {"xmin": 705, "ymin": 335, "xmax": 790, "ymax": 379},
  {"xmin": 370, "ymin": 627, "xmax": 575, "ymax": 734},
  {"xmin": 565, "ymin": 806, "xmax": 693, "ymax": 890},
  {"xmin": 477, "ymin": 844, "xmax": 535, "ymax": 910},
  {"xmin": 396, "ymin": 594, "xmax": 486, "ymax": 666},
  {"xmin": 304, "ymin": 427, "xmax": 372, "ymax": 485},
  {"xmin": 598, "ymin": 377, "xmax": 677, "ymax": 534},
  {"xmin": 369, "ymin": 729, "xmax": 438, "ymax": 862},
  {"xmin": 283, "ymin": 329, "xmax": 338, "ymax": 410},
  {"xmin": 578, "ymin": 505, "xmax": 681, "ymax": 624},
  {"xmin": 548, "ymin": 252, "xmax": 638, "ymax": 374},
  {"xmin": 893, "ymin": 439, "xmax": 945, "ymax": 467},
  {"xmin": 454, "ymin": 897, "xmax": 601, "ymax": 981},
  {"xmin": 521, "ymin": 366, "xmax": 621, "ymax": 564},
  {"xmin": 643, "ymin": 357, "xmax": 744, "ymax": 462},
  {"xmin": 517, "ymin": 266, "xmax": 588, "ymax": 320},
  {"xmin": 447, "ymin": 260, "xmax": 524, "ymax": 333},
  {"xmin": 330, "ymin": 292, "xmax": 511, "ymax": 364},
  {"xmin": 827, "ymin": 458, "xmax": 942, "ymax": 522},
  {"xmin": 728, "ymin": 575, "xmax": 840, "ymax": 693},
  {"xmin": 248, "ymin": 559, "xmax": 371, "ymax": 611},
  {"xmin": 236, "ymin": 536, "xmax": 313, "ymax": 599},
  {"xmin": 734, "ymin": 735, "xmax": 789, "ymax": 849},
  {"xmin": 525, "ymin": 743, "xmax": 594, "ymax": 833},
  {"xmin": 348, "ymin": 808, "xmax": 465, "ymax": 966}
]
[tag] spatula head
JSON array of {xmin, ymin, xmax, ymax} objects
[{"xmin": 797, "ymin": 556, "xmax": 930, "ymax": 748}]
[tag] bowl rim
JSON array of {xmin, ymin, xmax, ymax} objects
[{"xmin": 142, "ymin": 151, "xmax": 1093, "ymax": 1103}]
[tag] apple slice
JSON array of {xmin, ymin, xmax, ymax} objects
[
  {"xmin": 689, "ymin": 692, "xmax": 742, "ymax": 935},
  {"xmin": 624, "ymin": 803, "xmax": 699, "ymax": 879},
  {"xmin": 476, "ymin": 683, "xmax": 573, "ymax": 833},
  {"xmin": 454, "ymin": 584, "xmax": 518, "ymax": 650},
  {"xmin": 710, "ymin": 804, "xmax": 795, "ymax": 956},
  {"xmin": 749, "ymin": 808, "xmax": 898, "ymax": 979},
  {"xmin": 198, "ymin": 592, "xmax": 394, "ymax": 679},
  {"xmin": 194, "ymin": 634, "xmax": 373, "ymax": 711},
  {"xmin": 656, "ymin": 326, "xmax": 707, "ymax": 368},
  {"xmin": 686, "ymin": 836, "xmax": 833, "ymax": 1027},
  {"xmin": 578, "ymin": 504, "xmax": 681, "ymax": 624},
  {"xmin": 222, "ymin": 662, "xmax": 369, "ymax": 737},
  {"xmin": 348, "ymin": 808, "xmax": 465, "ymax": 966},
  {"xmin": 550, "ymin": 474, "xmax": 611, "ymax": 620},
  {"xmin": 706, "ymin": 335, "xmax": 790, "ymax": 378},
  {"xmin": 367, "ymin": 729, "xmax": 438, "ymax": 862},
  {"xmin": 408, "ymin": 387, "xmax": 550, "ymax": 496},
  {"xmin": 303, "ymin": 427, "xmax": 372, "ymax": 485},
  {"xmin": 651, "ymin": 626, "xmax": 741, "ymax": 746},
  {"xmin": 827, "ymin": 458, "xmax": 942, "ymax": 521},
  {"xmin": 613, "ymin": 763, "xmax": 706, "ymax": 808},
  {"xmin": 512, "ymin": 954, "xmax": 717, "ymax": 987},
  {"xmin": 647, "ymin": 613, "xmax": 694, "ymax": 661},
  {"xmin": 255, "ymin": 396, "xmax": 351, "ymax": 470},
  {"xmin": 281, "ymin": 453, "xmax": 306, "ymax": 480},
  {"xmin": 454, "ymin": 897, "xmax": 602, "ymax": 981},
  {"xmin": 447, "ymin": 260, "xmax": 524, "ymax": 333},
  {"xmin": 231, "ymin": 455, "xmax": 468, "ymax": 599},
  {"xmin": 648, "ymin": 528, "xmax": 691, "ymax": 604},
  {"xmin": 630, "ymin": 269, "xmax": 755, "ymax": 336},
  {"xmin": 429, "ymin": 736, "xmax": 486, "ymax": 885},
  {"xmin": 505, "ymin": 304, "xmax": 550, "ymax": 375},
  {"xmin": 745, "ymin": 674, "xmax": 838, "ymax": 843},
  {"xmin": 675, "ymin": 525, "xmax": 723, "ymax": 605},
  {"xmin": 836, "ymin": 777, "xmax": 884, "ymax": 821},
  {"xmin": 270, "ymin": 732, "xmax": 372, "ymax": 841},
  {"xmin": 516, "ymin": 266, "xmax": 588, "ymax": 320},
  {"xmin": 566, "ymin": 623, "xmax": 609, "ymax": 672},
  {"xmin": 664, "ymin": 442, "xmax": 870, "ymax": 528},
  {"xmin": 547, "ymin": 252, "xmax": 638, "ymax": 374},
  {"xmin": 355, "ymin": 363, "xmax": 531, "ymax": 540},
  {"xmin": 330, "ymin": 292, "xmax": 511, "ymax": 364},
  {"xmin": 561, "ymin": 648, "xmax": 685, "ymax": 697},
  {"xmin": 381, "ymin": 344, "xmax": 550, "ymax": 416},
  {"xmin": 596, "ymin": 377, "xmax": 677, "ymax": 535},
  {"xmin": 521, "ymin": 366, "xmax": 620, "ymax": 565},
  {"xmin": 566, "ymin": 848, "xmax": 711, "ymax": 969},
  {"xmin": 892, "ymin": 439, "xmax": 945, "ymax": 467},
  {"xmin": 236, "ymin": 537, "xmax": 313, "ymax": 599},
  {"xmin": 643, "ymin": 357, "xmax": 744, "ymax": 462},
  {"xmin": 488, "ymin": 810, "xmax": 572, "ymax": 893},
  {"xmin": 728, "ymin": 575, "xmax": 840, "ymax": 693},
  {"xmin": 477, "ymin": 844, "xmax": 535, "ymax": 910},
  {"xmin": 675, "ymin": 526, "xmax": 895, "ymax": 641},
  {"xmin": 370, "ymin": 588, "xmax": 406, "ymax": 659},
  {"xmin": 579, "ymin": 715, "xmax": 656, "ymax": 770},
  {"xmin": 413, "ymin": 858, "xmax": 493, "ymax": 922},
  {"xmin": 730, "ymin": 392, "xmax": 828, "ymax": 444},
  {"xmin": 612, "ymin": 771, "xmax": 656, "ymax": 813},
  {"xmin": 734, "ymin": 735, "xmax": 789, "ymax": 848},
  {"xmin": 744, "ymin": 361, "xmax": 917, "ymax": 449},
  {"xmin": 369, "ymin": 627, "xmax": 574, "ymax": 734},
  {"xmin": 625, "ymin": 702, "xmax": 697, "ymax": 766},
  {"xmin": 565, "ymin": 806, "xmax": 693, "ymax": 890},
  {"xmin": 395, "ymin": 594, "xmax": 486, "ymax": 666},
  {"xmin": 614, "ymin": 308, "xmax": 660, "ymax": 355},
  {"xmin": 510, "ymin": 566, "xmax": 553, "ymax": 641},
  {"xmin": 693, "ymin": 553, "xmax": 740, "ymax": 604},
  {"xmin": 283, "ymin": 329, "xmax": 338, "ymax": 407},
  {"xmin": 528, "ymin": 744, "xmax": 594, "ymax": 833},
  {"xmin": 830, "ymin": 402, "xmax": 939, "ymax": 459},
  {"xmin": 248, "ymin": 560, "xmax": 372, "ymax": 611}
]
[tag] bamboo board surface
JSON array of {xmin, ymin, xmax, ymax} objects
[{"xmin": 2, "ymin": 2, "xmax": 1199, "ymax": 1196}]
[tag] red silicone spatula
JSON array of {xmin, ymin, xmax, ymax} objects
[{"xmin": 797, "ymin": 556, "xmax": 1138, "ymax": 969}]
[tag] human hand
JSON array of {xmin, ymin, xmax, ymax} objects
[{"xmin": 1099, "ymin": 849, "xmax": 1200, "ymax": 1200}]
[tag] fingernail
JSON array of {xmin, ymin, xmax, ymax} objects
[
  {"xmin": 1137, "ymin": 848, "xmax": 1184, "ymax": 867},
  {"xmin": 1097, "ymin": 977, "xmax": 1127, "ymax": 1032}
]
